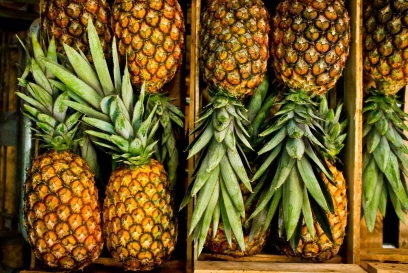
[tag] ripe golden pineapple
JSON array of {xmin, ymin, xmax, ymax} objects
[
  {"xmin": 112, "ymin": 0, "xmax": 185, "ymax": 93},
  {"xmin": 363, "ymin": 0, "xmax": 408, "ymax": 95},
  {"xmin": 247, "ymin": 0, "xmax": 351, "ymax": 260},
  {"xmin": 199, "ymin": 0, "xmax": 270, "ymax": 99},
  {"xmin": 43, "ymin": 21, "xmax": 177, "ymax": 270},
  {"xmin": 17, "ymin": 33, "xmax": 103, "ymax": 270},
  {"xmin": 24, "ymin": 151, "xmax": 103, "ymax": 269},
  {"xmin": 361, "ymin": 0, "xmax": 408, "ymax": 232},
  {"xmin": 41, "ymin": 0, "xmax": 112, "ymax": 61},
  {"xmin": 271, "ymin": 0, "xmax": 350, "ymax": 95},
  {"xmin": 103, "ymin": 160, "xmax": 176, "ymax": 269},
  {"xmin": 181, "ymin": 0, "xmax": 271, "ymax": 255}
]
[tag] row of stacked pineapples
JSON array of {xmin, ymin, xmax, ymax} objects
[{"xmin": 17, "ymin": 0, "xmax": 408, "ymax": 271}]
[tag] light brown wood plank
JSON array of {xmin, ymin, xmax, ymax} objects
[
  {"xmin": 360, "ymin": 261, "xmax": 369, "ymax": 271},
  {"xmin": 400, "ymin": 87, "xmax": 408, "ymax": 249},
  {"xmin": 344, "ymin": 0, "xmax": 363, "ymax": 265},
  {"xmin": 198, "ymin": 253, "xmax": 344, "ymax": 264},
  {"xmin": 361, "ymin": 248, "xmax": 408, "ymax": 263},
  {"xmin": 367, "ymin": 262, "xmax": 408, "ymax": 273},
  {"xmin": 187, "ymin": 0, "xmax": 202, "ymax": 272},
  {"xmin": 360, "ymin": 212, "xmax": 384, "ymax": 249},
  {"xmin": 194, "ymin": 261, "xmax": 366, "ymax": 273}
]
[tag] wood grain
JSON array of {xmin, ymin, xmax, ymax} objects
[
  {"xmin": 367, "ymin": 262, "xmax": 408, "ymax": 273},
  {"xmin": 187, "ymin": 0, "xmax": 202, "ymax": 272},
  {"xmin": 344, "ymin": 0, "xmax": 363, "ymax": 265},
  {"xmin": 400, "ymin": 87, "xmax": 408, "ymax": 249},
  {"xmin": 361, "ymin": 248, "xmax": 408, "ymax": 263},
  {"xmin": 198, "ymin": 253, "xmax": 344, "ymax": 264},
  {"xmin": 194, "ymin": 261, "xmax": 366, "ymax": 273}
]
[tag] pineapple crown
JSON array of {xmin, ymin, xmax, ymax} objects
[
  {"xmin": 16, "ymin": 33, "xmax": 82, "ymax": 151},
  {"xmin": 361, "ymin": 88, "xmax": 408, "ymax": 232},
  {"xmin": 317, "ymin": 95, "xmax": 348, "ymax": 163},
  {"xmin": 40, "ymin": 19, "xmax": 160, "ymax": 167},
  {"xmin": 247, "ymin": 87, "xmax": 340, "ymax": 245}
]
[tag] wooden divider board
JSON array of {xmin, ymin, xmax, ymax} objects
[
  {"xmin": 194, "ymin": 261, "xmax": 366, "ymax": 273},
  {"xmin": 344, "ymin": 0, "xmax": 363, "ymax": 265}
]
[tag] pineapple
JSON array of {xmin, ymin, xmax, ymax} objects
[
  {"xmin": 112, "ymin": 0, "xmax": 186, "ymax": 188},
  {"xmin": 41, "ymin": 0, "xmax": 112, "ymax": 62},
  {"xmin": 16, "ymin": 33, "xmax": 103, "ymax": 270},
  {"xmin": 180, "ymin": 0, "xmax": 270, "ymax": 255},
  {"xmin": 274, "ymin": 96, "xmax": 348, "ymax": 261},
  {"xmin": 246, "ymin": 0, "xmax": 350, "ymax": 257},
  {"xmin": 362, "ymin": 0, "xmax": 408, "ymax": 231},
  {"xmin": 204, "ymin": 75, "xmax": 277, "ymax": 257},
  {"xmin": 112, "ymin": 0, "xmax": 185, "ymax": 93},
  {"xmin": 43, "ymin": 20, "xmax": 177, "ymax": 270}
]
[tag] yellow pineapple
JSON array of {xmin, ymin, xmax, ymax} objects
[
  {"xmin": 271, "ymin": 0, "xmax": 350, "ymax": 95},
  {"xmin": 361, "ymin": 0, "xmax": 408, "ymax": 232},
  {"xmin": 43, "ymin": 21, "xmax": 177, "ymax": 270},
  {"xmin": 112, "ymin": 0, "xmax": 185, "ymax": 93},
  {"xmin": 247, "ymin": 0, "xmax": 351, "ymax": 260},
  {"xmin": 181, "ymin": 0, "xmax": 271, "ymax": 255},
  {"xmin": 41, "ymin": 0, "xmax": 112, "ymax": 61},
  {"xmin": 103, "ymin": 160, "xmax": 176, "ymax": 269},
  {"xmin": 17, "ymin": 33, "xmax": 103, "ymax": 270}
]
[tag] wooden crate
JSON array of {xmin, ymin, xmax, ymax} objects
[
  {"xmin": 186, "ymin": 0, "xmax": 363, "ymax": 272},
  {"xmin": 359, "ymin": 89, "xmax": 408, "ymax": 271}
]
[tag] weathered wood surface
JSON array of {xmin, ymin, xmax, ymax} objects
[
  {"xmin": 367, "ymin": 262, "xmax": 408, "ymax": 273},
  {"xmin": 361, "ymin": 248, "xmax": 408, "ymax": 263},
  {"xmin": 198, "ymin": 253, "xmax": 344, "ymax": 264},
  {"xmin": 344, "ymin": 0, "xmax": 363, "ymax": 265},
  {"xmin": 194, "ymin": 261, "xmax": 366, "ymax": 273}
]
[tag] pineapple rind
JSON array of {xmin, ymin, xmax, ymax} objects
[
  {"xmin": 112, "ymin": 0, "xmax": 185, "ymax": 93},
  {"xmin": 363, "ymin": 0, "xmax": 408, "ymax": 95},
  {"xmin": 199, "ymin": 0, "xmax": 270, "ymax": 99},
  {"xmin": 24, "ymin": 150, "xmax": 103, "ymax": 270},
  {"xmin": 271, "ymin": 0, "xmax": 350, "ymax": 96},
  {"xmin": 41, "ymin": 0, "xmax": 112, "ymax": 62},
  {"xmin": 103, "ymin": 160, "xmax": 177, "ymax": 271}
]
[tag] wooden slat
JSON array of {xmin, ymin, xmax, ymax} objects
[
  {"xmin": 400, "ymin": 87, "xmax": 408, "ymax": 249},
  {"xmin": 187, "ymin": 0, "xmax": 202, "ymax": 272},
  {"xmin": 194, "ymin": 261, "xmax": 366, "ymax": 273},
  {"xmin": 344, "ymin": 0, "xmax": 363, "ymax": 265},
  {"xmin": 367, "ymin": 262, "xmax": 408, "ymax": 273},
  {"xmin": 198, "ymin": 253, "xmax": 344, "ymax": 264},
  {"xmin": 361, "ymin": 248, "xmax": 408, "ymax": 263}
]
